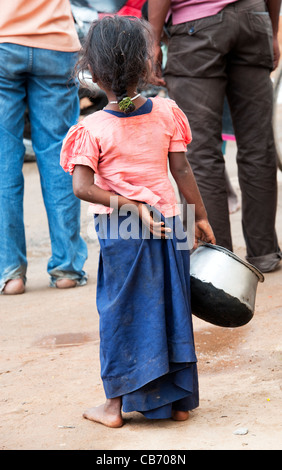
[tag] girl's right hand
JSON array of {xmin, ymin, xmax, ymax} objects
[
  {"xmin": 194, "ymin": 219, "xmax": 216, "ymax": 249},
  {"xmin": 137, "ymin": 203, "xmax": 171, "ymax": 238}
]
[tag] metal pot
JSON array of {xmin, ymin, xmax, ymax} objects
[{"xmin": 190, "ymin": 243, "xmax": 264, "ymax": 328}]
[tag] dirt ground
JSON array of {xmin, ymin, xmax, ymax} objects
[{"xmin": 1, "ymin": 139, "xmax": 282, "ymax": 451}]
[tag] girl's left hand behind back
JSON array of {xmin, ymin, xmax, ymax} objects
[{"xmin": 138, "ymin": 203, "xmax": 171, "ymax": 238}]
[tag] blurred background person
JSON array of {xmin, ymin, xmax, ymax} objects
[
  {"xmin": 0, "ymin": 0, "xmax": 88, "ymax": 294},
  {"xmin": 149, "ymin": 0, "xmax": 282, "ymax": 273}
]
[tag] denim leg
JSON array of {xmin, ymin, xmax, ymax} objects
[
  {"xmin": 27, "ymin": 48, "xmax": 88, "ymax": 285},
  {"xmin": 0, "ymin": 44, "xmax": 28, "ymax": 292}
]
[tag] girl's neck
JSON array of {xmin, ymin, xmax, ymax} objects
[{"xmin": 103, "ymin": 88, "xmax": 147, "ymax": 113}]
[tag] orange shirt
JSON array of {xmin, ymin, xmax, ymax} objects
[
  {"xmin": 60, "ymin": 97, "xmax": 192, "ymax": 218},
  {"xmin": 0, "ymin": 0, "xmax": 80, "ymax": 52}
]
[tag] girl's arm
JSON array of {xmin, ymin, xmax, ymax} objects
[
  {"xmin": 72, "ymin": 164, "xmax": 171, "ymax": 238},
  {"xmin": 169, "ymin": 151, "xmax": 216, "ymax": 248}
]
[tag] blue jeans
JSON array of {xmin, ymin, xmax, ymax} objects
[{"xmin": 0, "ymin": 43, "xmax": 88, "ymax": 291}]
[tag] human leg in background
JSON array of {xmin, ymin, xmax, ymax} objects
[
  {"xmin": 165, "ymin": 18, "xmax": 232, "ymax": 250},
  {"xmin": 0, "ymin": 43, "xmax": 29, "ymax": 294},
  {"xmin": 27, "ymin": 47, "xmax": 88, "ymax": 287},
  {"xmin": 225, "ymin": 165, "xmax": 240, "ymax": 215},
  {"xmin": 222, "ymin": 99, "xmax": 240, "ymax": 215},
  {"xmin": 226, "ymin": 0, "xmax": 281, "ymax": 272}
]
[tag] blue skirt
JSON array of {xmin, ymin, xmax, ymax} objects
[{"xmin": 94, "ymin": 210, "xmax": 199, "ymax": 419}]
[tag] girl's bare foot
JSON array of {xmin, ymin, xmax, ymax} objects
[
  {"xmin": 83, "ymin": 398, "xmax": 123, "ymax": 428},
  {"xmin": 3, "ymin": 279, "xmax": 25, "ymax": 295},
  {"xmin": 55, "ymin": 278, "xmax": 77, "ymax": 289},
  {"xmin": 171, "ymin": 410, "xmax": 189, "ymax": 421}
]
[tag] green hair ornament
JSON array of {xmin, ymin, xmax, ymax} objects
[
  {"xmin": 119, "ymin": 96, "xmax": 136, "ymax": 113},
  {"xmin": 109, "ymin": 93, "xmax": 141, "ymax": 114}
]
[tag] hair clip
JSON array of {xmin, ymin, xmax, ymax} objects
[
  {"xmin": 118, "ymin": 97, "xmax": 136, "ymax": 112},
  {"xmin": 109, "ymin": 93, "xmax": 141, "ymax": 113}
]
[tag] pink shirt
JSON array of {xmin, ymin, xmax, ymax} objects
[
  {"xmin": 60, "ymin": 97, "xmax": 192, "ymax": 217},
  {"xmin": 170, "ymin": 0, "xmax": 238, "ymax": 24},
  {"xmin": 0, "ymin": 0, "xmax": 80, "ymax": 52}
]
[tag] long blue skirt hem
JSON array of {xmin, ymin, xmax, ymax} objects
[{"xmin": 95, "ymin": 210, "xmax": 199, "ymax": 419}]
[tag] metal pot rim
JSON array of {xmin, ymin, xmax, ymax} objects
[{"xmin": 197, "ymin": 242, "xmax": 265, "ymax": 283}]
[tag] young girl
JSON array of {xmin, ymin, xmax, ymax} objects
[{"xmin": 60, "ymin": 15, "xmax": 215, "ymax": 428}]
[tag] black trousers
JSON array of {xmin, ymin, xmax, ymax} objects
[{"xmin": 165, "ymin": 0, "xmax": 281, "ymax": 271}]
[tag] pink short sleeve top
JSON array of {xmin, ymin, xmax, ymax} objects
[{"xmin": 60, "ymin": 96, "xmax": 192, "ymax": 217}]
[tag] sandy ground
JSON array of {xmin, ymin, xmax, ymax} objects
[{"xmin": 1, "ymin": 138, "xmax": 282, "ymax": 452}]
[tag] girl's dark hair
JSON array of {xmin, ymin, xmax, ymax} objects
[{"xmin": 76, "ymin": 15, "xmax": 153, "ymax": 112}]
